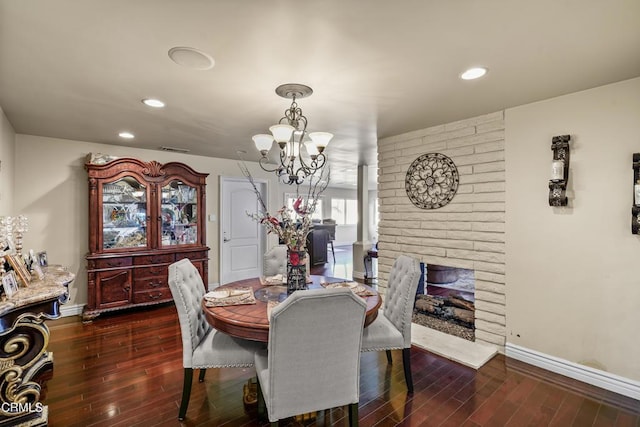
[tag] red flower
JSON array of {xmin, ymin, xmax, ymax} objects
[
  {"xmin": 292, "ymin": 197, "xmax": 307, "ymax": 215},
  {"xmin": 289, "ymin": 252, "xmax": 300, "ymax": 265}
]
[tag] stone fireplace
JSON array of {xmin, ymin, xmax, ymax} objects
[{"xmin": 377, "ymin": 111, "xmax": 506, "ymax": 351}]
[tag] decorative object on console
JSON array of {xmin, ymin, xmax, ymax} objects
[
  {"xmin": 548, "ymin": 135, "xmax": 571, "ymax": 207},
  {"xmin": 252, "ymin": 83, "xmax": 333, "ymax": 185},
  {"xmin": 632, "ymin": 153, "xmax": 640, "ymax": 234},
  {"xmin": 1, "ymin": 270, "xmax": 18, "ymax": 297},
  {"xmin": 84, "ymin": 157, "xmax": 209, "ymax": 320},
  {"xmin": 6, "ymin": 254, "xmax": 31, "ymax": 287},
  {"xmin": 239, "ymin": 162, "xmax": 328, "ymax": 293},
  {"xmin": 405, "ymin": 153, "xmax": 459, "ymax": 209},
  {"xmin": 0, "ymin": 215, "xmax": 28, "ymax": 263}
]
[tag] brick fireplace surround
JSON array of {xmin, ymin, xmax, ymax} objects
[{"xmin": 377, "ymin": 111, "xmax": 506, "ymax": 351}]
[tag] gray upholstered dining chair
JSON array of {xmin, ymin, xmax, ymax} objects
[
  {"xmin": 263, "ymin": 245, "xmax": 288, "ymax": 276},
  {"xmin": 255, "ymin": 288, "xmax": 367, "ymax": 426},
  {"xmin": 168, "ymin": 258, "xmax": 263, "ymax": 421},
  {"xmin": 361, "ymin": 254, "xmax": 421, "ymax": 393}
]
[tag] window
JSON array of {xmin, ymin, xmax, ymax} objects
[
  {"xmin": 331, "ymin": 199, "xmax": 358, "ymax": 225},
  {"xmin": 284, "ymin": 194, "xmax": 323, "ymax": 221}
]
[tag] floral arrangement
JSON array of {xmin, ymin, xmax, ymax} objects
[{"xmin": 239, "ymin": 162, "xmax": 329, "ymax": 252}]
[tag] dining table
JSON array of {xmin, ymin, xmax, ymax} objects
[{"xmin": 202, "ymin": 275, "xmax": 381, "ymax": 343}]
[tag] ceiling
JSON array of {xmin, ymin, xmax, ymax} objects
[{"xmin": 1, "ymin": 1, "xmax": 639, "ymax": 188}]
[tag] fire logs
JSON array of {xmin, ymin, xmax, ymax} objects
[{"xmin": 415, "ymin": 294, "xmax": 474, "ymax": 326}]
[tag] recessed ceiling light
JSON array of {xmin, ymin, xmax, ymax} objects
[
  {"xmin": 142, "ymin": 98, "xmax": 165, "ymax": 108},
  {"xmin": 168, "ymin": 47, "xmax": 215, "ymax": 70},
  {"xmin": 119, "ymin": 131, "xmax": 135, "ymax": 139},
  {"xmin": 460, "ymin": 67, "xmax": 488, "ymax": 80}
]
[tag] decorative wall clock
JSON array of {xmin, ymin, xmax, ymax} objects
[{"xmin": 405, "ymin": 153, "xmax": 459, "ymax": 209}]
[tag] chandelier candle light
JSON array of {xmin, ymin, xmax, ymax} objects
[{"xmin": 253, "ymin": 84, "xmax": 333, "ymax": 185}]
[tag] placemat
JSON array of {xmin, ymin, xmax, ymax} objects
[
  {"xmin": 260, "ymin": 275, "xmax": 313, "ymax": 286},
  {"xmin": 260, "ymin": 275, "xmax": 285, "ymax": 286},
  {"xmin": 322, "ymin": 281, "xmax": 376, "ymax": 297},
  {"xmin": 204, "ymin": 287, "xmax": 256, "ymax": 307}
]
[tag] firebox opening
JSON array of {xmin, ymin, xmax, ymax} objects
[{"xmin": 413, "ymin": 264, "xmax": 476, "ymax": 342}]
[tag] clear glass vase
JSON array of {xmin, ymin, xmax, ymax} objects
[{"xmin": 286, "ymin": 249, "xmax": 307, "ymax": 294}]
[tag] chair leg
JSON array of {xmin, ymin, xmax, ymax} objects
[
  {"xmin": 348, "ymin": 403, "xmax": 359, "ymax": 427},
  {"xmin": 256, "ymin": 379, "xmax": 266, "ymax": 419},
  {"xmin": 198, "ymin": 368, "xmax": 206, "ymax": 382},
  {"xmin": 386, "ymin": 350, "xmax": 392, "ymax": 364},
  {"xmin": 402, "ymin": 348, "xmax": 414, "ymax": 394},
  {"xmin": 257, "ymin": 381, "xmax": 277, "ymax": 426},
  {"xmin": 178, "ymin": 368, "xmax": 194, "ymax": 420},
  {"xmin": 330, "ymin": 241, "xmax": 335, "ymax": 263}
]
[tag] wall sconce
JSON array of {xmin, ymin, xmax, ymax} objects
[
  {"xmin": 548, "ymin": 135, "xmax": 571, "ymax": 206},
  {"xmin": 632, "ymin": 153, "xmax": 640, "ymax": 234}
]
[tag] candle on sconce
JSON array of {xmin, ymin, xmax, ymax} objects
[{"xmin": 551, "ymin": 159, "xmax": 565, "ymax": 181}]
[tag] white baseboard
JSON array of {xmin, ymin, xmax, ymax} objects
[
  {"xmin": 60, "ymin": 304, "xmax": 84, "ymax": 317},
  {"xmin": 506, "ymin": 342, "xmax": 640, "ymax": 401}
]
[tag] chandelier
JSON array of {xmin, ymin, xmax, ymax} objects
[{"xmin": 252, "ymin": 83, "xmax": 333, "ymax": 185}]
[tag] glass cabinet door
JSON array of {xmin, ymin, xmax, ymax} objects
[
  {"xmin": 160, "ymin": 180, "xmax": 198, "ymax": 247},
  {"xmin": 102, "ymin": 177, "xmax": 148, "ymax": 250}
]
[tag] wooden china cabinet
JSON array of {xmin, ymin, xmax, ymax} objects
[{"xmin": 84, "ymin": 157, "xmax": 209, "ymax": 320}]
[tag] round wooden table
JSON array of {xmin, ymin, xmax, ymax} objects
[{"xmin": 203, "ymin": 275, "xmax": 381, "ymax": 342}]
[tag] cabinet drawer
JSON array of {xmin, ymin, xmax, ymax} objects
[
  {"xmin": 94, "ymin": 257, "xmax": 133, "ymax": 269},
  {"xmin": 178, "ymin": 251, "xmax": 208, "ymax": 261},
  {"xmin": 134, "ymin": 253, "xmax": 175, "ymax": 265},
  {"xmin": 133, "ymin": 288, "xmax": 171, "ymax": 304},
  {"xmin": 135, "ymin": 265, "xmax": 168, "ymax": 279},
  {"xmin": 134, "ymin": 275, "xmax": 168, "ymax": 291}
]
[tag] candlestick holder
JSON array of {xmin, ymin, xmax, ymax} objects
[
  {"xmin": 12, "ymin": 215, "xmax": 28, "ymax": 258},
  {"xmin": 548, "ymin": 135, "xmax": 571, "ymax": 207}
]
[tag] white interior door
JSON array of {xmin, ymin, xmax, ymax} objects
[{"xmin": 220, "ymin": 177, "xmax": 266, "ymax": 284}]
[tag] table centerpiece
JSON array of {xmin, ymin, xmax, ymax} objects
[{"xmin": 240, "ymin": 163, "xmax": 329, "ymax": 293}]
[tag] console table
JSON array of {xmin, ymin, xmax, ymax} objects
[{"xmin": 0, "ymin": 265, "xmax": 74, "ymax": 426}]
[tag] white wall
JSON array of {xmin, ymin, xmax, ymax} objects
[
  {"xmin": 505, "ymin": 77, "xmax": 640, "ymax": 382},
  {"xmin": 13, "ymin": 134, "xmax": 280, "ymax": 307},
  {"xmin": 0, "ymin": 107, "xmax": 15, "ymax": 216}
]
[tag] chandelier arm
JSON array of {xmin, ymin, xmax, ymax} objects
[
  {"xmin": 258, "ymin": 156, "xmax": 282, "ymax": 173},
  {"xmin": 280, "ymin": 149, "xmax": 292, "ymax": 171},
  {"xmin": 311, "ymin": 153, "xmax": 327, "ymax": 170}
]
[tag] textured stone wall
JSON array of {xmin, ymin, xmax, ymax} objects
[{"xmin": 377, "ymin": 111, "xmax": 506, "ymax": 349}]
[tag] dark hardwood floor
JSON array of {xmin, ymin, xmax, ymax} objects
[
  {"xmin": 46, "ymin": 304, "xmax": 639, "ymax": 426},
  {"xmin": 43, "ymin": 250, "xmax": 639, "ymax": 426}
]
